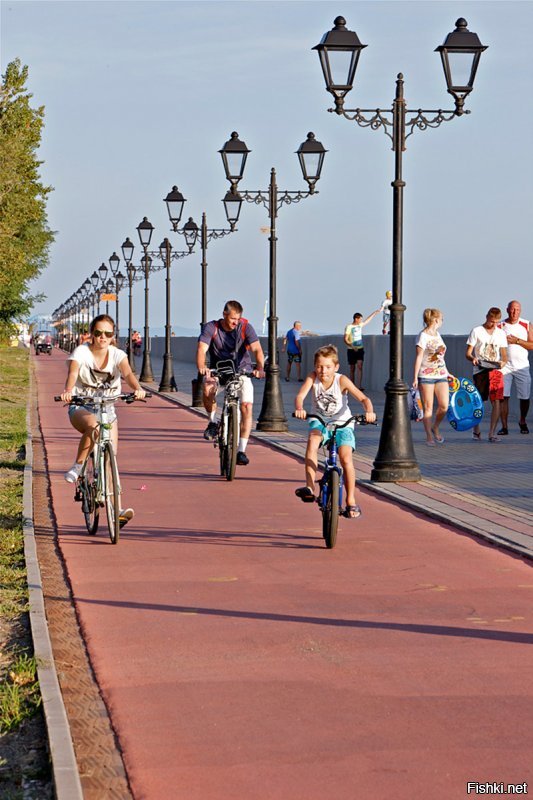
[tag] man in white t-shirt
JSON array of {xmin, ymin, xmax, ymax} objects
[
  {"xmin": 497, "ymin": 300, "xmax": 533, "ymax": 435},
  {"xmin": 466, "ymin": 307, "xmax": 508, "ymax": 442}
]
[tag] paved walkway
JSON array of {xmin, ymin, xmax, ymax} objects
[{"xmin": 33, "ymin": 350, "xmax": 533, "ymax": 799}]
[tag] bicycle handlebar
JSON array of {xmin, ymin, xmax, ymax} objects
[
  {"xmin": 54, "ymin": 392, "xmax": 152, "ymax": 404},
  {"xmin": 292, "ymin": 412, "xmax": 377, "ymax": 428}
]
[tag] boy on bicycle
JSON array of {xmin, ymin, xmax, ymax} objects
[
  {"xmin": 294, "ymin": 344, "xmax": 375, "ymax": 518},
  {"xmin": 196, "ymin": 300, "xmax": 265, "ymax": 465}
]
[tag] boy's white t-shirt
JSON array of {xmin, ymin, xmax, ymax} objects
[
  {"xmin": 466, "ymin": 325, "xmax": 507, "ymax": 374},
  {"xmin": 68, "ymin": 344, "xmax": 127, "ymax": 399}
]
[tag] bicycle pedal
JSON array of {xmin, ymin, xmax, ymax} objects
[{"xmin": 74, "ymin": 488, "xmax": 83, "ymax": 502}]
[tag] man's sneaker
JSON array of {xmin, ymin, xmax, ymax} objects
[
  {"xmin": 64, "ymin": 463, "xmax": 83, "ymax": 483},
  {"xmin": 119, "ymin": 508, "xmax": 134, "ymax": 529},
  {"xmin": 203, "ymin": 421, "xmax": 218, "ymax": 440},
  {"xmin": 236, "ymin": 451, "xmax": 249, "ymax": 466}
]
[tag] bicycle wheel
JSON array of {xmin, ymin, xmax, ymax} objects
[
  {"xmin": 81, "ymin": 452, "xmax": 99, "ymax": 535},
  {"xmin": 224, "ymin": 402, "xmax": 239, "ymax": 481},
  {"xmin": 218, "ymin": 415, "xmax": 227, "ymax": 477},
  {"xmin": 103, "ymin": 444, "xmax": 121, "ymax": 545},
  {"xmin": 322, "ymin": 470, "xmax": 340, "ymax": 549}
]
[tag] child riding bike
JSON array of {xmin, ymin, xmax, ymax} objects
[{"xmin": 294, "ymin": 344, "xmax": 376, "ymax": 518}]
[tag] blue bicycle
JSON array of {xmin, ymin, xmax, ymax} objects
[{"xmin": 294, "ymin": 412, "xmax": 376, "ymax": 549}]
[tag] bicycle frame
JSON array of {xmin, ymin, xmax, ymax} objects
[
  {"xmin": 317, "ymin": 429, "xmax": 344, "ymax": 513},
  {"xmin": 82, "ymin": 399, "xmax": 120, "ymax": 505}
]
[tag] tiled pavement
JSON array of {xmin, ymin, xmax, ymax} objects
[{"xmin": 141, "ymin": 356, "xmax": 533, "ymax": 560}]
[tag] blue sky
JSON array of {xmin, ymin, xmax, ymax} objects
[{"xmin": 2, "ymin": 0, "xmax": 532, "ymax": 335}]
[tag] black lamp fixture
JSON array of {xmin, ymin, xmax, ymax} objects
[
  {"xmin": 296, "ymin": 132, "xmax": 327, "ymax": 194},
  {"xmin": 436, "ymin": 18, "xmax": 487, "ymax": 114},
  {"xmin": 121, "ymin": 237, "xmax": 135, "ymax": 265},
  {"xmin": 313, "ymin": 15, "xmax": 367, "ymax": 112},
  {"xmin": 182, "ymin": 217, "xmax": 200, "ymax": 252},
  {"xmin": 222, "ymin": 188, "xmax": 244, "ymax": 230},
  {"xmin": 219, "ymin": 131, "xmax": 251, "ymax": 190},
  {"xmin": 109, "ymin": 251, "xmax": 120, "ymax": 275},
  {"xmin": 137, "ymin": 216, "xmax": 154, "ymax": 247},
  {"xmin": 164, "ymin": 186, "xmax": 186, "ymax": 231},
  {"xmin": 98, "ymin": 262, "xmax": 108, "ymax": 284}
]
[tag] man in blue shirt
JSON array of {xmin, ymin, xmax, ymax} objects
[
  {"xmin": 282, "ymin": 321, "xmax": 303, "ymax": 382},
  {"xmin": 196, "ymin": 300, "xmax": 265, "ymax": 465}
]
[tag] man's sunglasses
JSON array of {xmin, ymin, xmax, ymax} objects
[{"xmin": 93, "ymin": 329, "xmax": 114, "ymax": 338}]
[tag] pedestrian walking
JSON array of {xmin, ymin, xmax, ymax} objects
[
  {"xmin": 412, "ymin": 309, "xmax": 449, "ymax": 446},
  {"xmin": 282, "ymin": 321, "xmax": 303, "ymax": 382},
  {"xmin": 498, "ymin": 300, "xmax": 533, "ymax": 435},
  {"xmin": 466, "ymin": 308, "xmax": 508, "ymax": 442}
]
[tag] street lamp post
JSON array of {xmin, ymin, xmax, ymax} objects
[
  {"xmin": 158, "ymin": 236, "xmax": 191, "ymax": 392},
  {"xmin": 314, "ymin": 16, "xmax": 487, "ymax": 481},
  {"xmin": 137, "ymin": 217, "xmax": 155, "ymax": 383},
  {"xmin": 121, "ymin": 237, "xmax": 137, "ymax": 372},
  {"xmin": 108, "ymin": 251, "xmax": 123, "ymax": 345},
  {"xmin": 165, "ymin": 186, "xmax": 234, "ymax": 406},
  {"xmin": 219, "ymin": 132, "xmax": 326, "ymax": 431},
  {"xmin": 90, "ymin": 271, "xmax": 101, "ymax": 315}
]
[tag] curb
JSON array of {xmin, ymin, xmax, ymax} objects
[{"xmin": 23, "ymin": 391, "xmax": 83, "ymax": 798}]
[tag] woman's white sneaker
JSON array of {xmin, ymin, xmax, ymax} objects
[
  {"xmin": 119, "ymin": 508, "xmax": 134, "ymax": 529},
  {"xmin": 64, "ymin": 463, "xmax": 83, "ymax": 483}
]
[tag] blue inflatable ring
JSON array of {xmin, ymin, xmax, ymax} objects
[{"xmin": 447, "ymin": 377, "xmax": 484, "ymax": 431}]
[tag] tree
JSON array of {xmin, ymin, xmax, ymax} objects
[{"xmin": 0, "ymin": 59, "xmax": 54, "ymax": 339}]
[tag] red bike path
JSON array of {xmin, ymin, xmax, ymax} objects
[{"xmin": 35, "ymin": 352, "xmax": 533, "ymax": 799}]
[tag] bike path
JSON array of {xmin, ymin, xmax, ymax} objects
[
  {"xmin": 35, "ymin": 350, "xmax": 533, "ymax": 800},
  {"xmin": 147, "ymin": 357, "xmax": 533, "ymax": 559}
]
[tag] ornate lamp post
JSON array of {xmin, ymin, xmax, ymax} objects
[
  {"xmin": 220, "ymin": 131, "xmax": 326, "ymax": 431},
  {"xmin": 90, "ymin": 271, "xmax": 101, "ymax": 315},
  {"xmin": 97, "ymin": 262, "xmax": 109, "ymax": 313},
  {"xmin": 108, "ymin": 251, "xmax": 123, "ymax": 345},
  {"xmin": 158, "ymin": 237, "xmax": 190, "ymax": 392},
  {"xmin": 314, "ymin": 16, "xmax": 487, "ymax": 481},
  {"xmin": 165, "ymin": 186, "xmax": 234, "ymax": 406},
  {"xmin": 121, "ymin": 237, "xmax": 137, "ymax": 372},
  {"xmin": 136, "ymin": 217, "xmax": 155, "ymax": 382}
]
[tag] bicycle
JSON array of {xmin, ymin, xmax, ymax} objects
[
  {"xmin": 209, "ymin": 360, "xmax": 252, "ymax": 482},
  {"xmin": 54, "ymin": 393, "xmax": 151, "ymax": 543},
  {"xmin": 294, "ymin": 412, "xmax": 377, "ymax": 549}
]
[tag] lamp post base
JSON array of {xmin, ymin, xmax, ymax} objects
[
  {"xmin": 257, "ymin": 364, "xmax": 288, "ymax": 432},
  {"xmin": 370, "ymin": 379, "xmax": 421, "ymax": 482},
  {"xmin": 192, "ymin": 373, "xmax": 204, "ymax": 407},
  {"xmin": 140, "ymin": 353, "xmax": 154, "ymax": 384},
  {"xmin": 159, "ymin": 355, "xmax": 177, "ymax": 392}
]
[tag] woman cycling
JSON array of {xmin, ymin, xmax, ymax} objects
[{"xmin": 60, "ymin": 314, "xmax": 145, "ymax": 527}]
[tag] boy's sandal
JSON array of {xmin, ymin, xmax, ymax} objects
[
  {"xmin": 295, "ymin": 487, "xmax": 316, "ymax": 503},
  {"xmin": 343, "ymin": 505, "xmax": 362, "ymax": 519}
]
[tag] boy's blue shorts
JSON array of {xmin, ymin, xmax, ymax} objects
[{"xmin": 308, "ymin": 419, "xmax": 356, "ymax": 449}]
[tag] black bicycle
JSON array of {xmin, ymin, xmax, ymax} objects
[
  {"xmin": 209, "ymin": 361, "xmax": 252, "ymax": 481},
  {"xmin": 294, "ymin": 412, "xmax": 377, "ymax": 549},
  {"xmin": 55, "ymin": 393, "xmax": 150, "ymax": 543}
]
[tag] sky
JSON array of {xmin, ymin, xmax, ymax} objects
[{"xmin": 1, "ymin": 0, "xmax": 532, "ymax": 336}]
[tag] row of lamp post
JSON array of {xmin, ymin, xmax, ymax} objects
[{"xmin": 52, "ymin": 13, "xmax": 485, "ymax": 484}]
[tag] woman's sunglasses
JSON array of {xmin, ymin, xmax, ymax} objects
[{"xmin": 93, "ymin": 329, "xmax": 114, "ymax": 338}]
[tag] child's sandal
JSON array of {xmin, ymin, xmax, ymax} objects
[
  {"xmin": 343, "ymin": 505, "xmax": 362, "ymax": 519},
  {"xmin": 295, "ymin": 487, "xmax": 316, "ymax": 503}
]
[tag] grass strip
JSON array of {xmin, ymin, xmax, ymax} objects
[{"xmin": 0, "ymin": 345, "xmax": 42, "ymax": 730}]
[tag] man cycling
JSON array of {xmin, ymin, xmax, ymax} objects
[{"xmin": 196, "ymin": 300, "xmax": 265, "ymax": 466}]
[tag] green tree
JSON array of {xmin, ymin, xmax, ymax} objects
[{"xmin": 0, "ymin": 59, "xmax": 54, "ymax": 339}]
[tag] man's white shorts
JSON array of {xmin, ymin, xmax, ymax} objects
[
  {"xmin": 205, "ymin": 374, "xmax": 254, "ymax": 404},
  {"xmin": 503, "ymin": 367, "xmax": 531, "ymax": 400}
]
